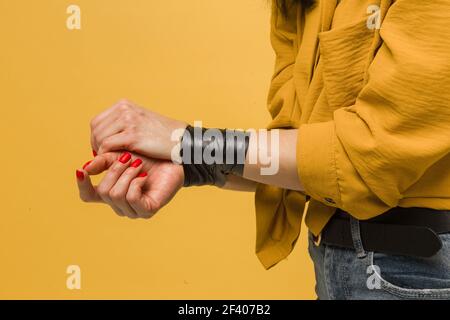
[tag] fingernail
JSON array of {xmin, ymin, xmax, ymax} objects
[
  {"xmin": 92, "ymin": 150, "xmax": 98, "ymax": 157},
  {"xmin": 138, "ymin": 172, "xmax": 148, "ymax": 178},
  {"xmin": 131, "ymin": 159, "xmax": 143, "ymax": 168},
  {"xmin": 119, "ymin": 152, "xmax": 131, "ymax": 164},
  {"xmin": 83, "ymin": 160, "xmax": 92, "ymax": 170},
  {"xmin": 76, "ymin": 170, "xmax": 84, "ymax": 181}
]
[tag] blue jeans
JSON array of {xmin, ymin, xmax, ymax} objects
[{"xmin": 308, "ymin": 217, "xmax": 450, "ymax": 300}]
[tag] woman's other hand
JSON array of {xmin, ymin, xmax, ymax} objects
[{"xmin": 90, "ymin": 99, "xmax": 187, "ymax": 160}]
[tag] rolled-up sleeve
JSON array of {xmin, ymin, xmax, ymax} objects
[{"xmin": 297, "ymin": 0, "xmax": 450, "ymax": 218}]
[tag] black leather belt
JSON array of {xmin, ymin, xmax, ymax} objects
[{"xmin": 319, "ymin": 207, "xmax": 450, "ymax": 258}]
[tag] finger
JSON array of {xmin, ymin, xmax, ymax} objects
[
  {"xmin": 96, "ymin": 152, "xmax": 132, "ymax": 217},
  {"xmin": 90, "ymin": 101, "xmax": 125, "ymax": 152},
  {"xmin": 109, "ymin": 159, "xmax": 144, "ymax": 219},
  {"xmin": 90, "ymin": 99, "xmax": 129, "ymax": 129},
  {"xmin": 98, "ymin": 132, "xmax": 133, "ymax": 154},
  {"xmin": 127, "ymin": 173, "xmax": 157, "ymax": 219},
  {"xmin": 83, "ymin": 152, "xmax": 120, "ymax": 175},
  {"xmin": 91, "ymin": 117, "xmax": 125, "ymax": 154},
  {"xmin": 76, "ymin": 168, "xmax": 124, "ymax": 217},
  {"xmin": 76, "ymin": 169, "xmax": 102, "ymax": 203},
  {"xmin": 84, "ymin": 151, "xmax": 154, "ymax": 175},
  {"xmin": 91, "ymin": 134, "xmax": 99, "ymax": 156},
  {"xmin": 77, "ymin": 158, "xmax": 125, "ymax": 217}
]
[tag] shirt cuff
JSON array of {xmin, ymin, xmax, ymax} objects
[{"xmin": 297, "ymin": 121, "xmax": 341, "ymax": 208}]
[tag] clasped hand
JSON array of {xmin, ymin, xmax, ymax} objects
[{"xmin": 76, "ymin": 99, "xmax": 187, "ymax": 219}]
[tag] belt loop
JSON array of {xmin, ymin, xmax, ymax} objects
[{"xmin": 350, "ymin": 217, "xmax": 367, "ymax": 259}]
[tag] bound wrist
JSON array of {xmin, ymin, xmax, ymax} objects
[{"xmin": 179, "ymin": 125, "xmax": 250, "ymax": 187}]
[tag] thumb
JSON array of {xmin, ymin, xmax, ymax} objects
[{"xmin": 76, "ymin": 169, "xmax": 102, "ymax": 203}]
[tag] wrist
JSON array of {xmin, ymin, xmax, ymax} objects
[{"xmin": 168, "ymin": 121, "xmax": 188, "ymax": 160}]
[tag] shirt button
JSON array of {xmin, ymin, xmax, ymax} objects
[{"xmin": 324, "ymin": 197, "xmax": 336, "ymax": 205}]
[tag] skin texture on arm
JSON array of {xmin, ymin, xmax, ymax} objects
[{"xmin": 243, "ymin": 129, "xmax": 304, "ymax": 192}]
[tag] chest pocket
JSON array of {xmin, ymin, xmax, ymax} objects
[{"xmin": 318, "ymin": 17, "xmax": 377, "ymax": 111}]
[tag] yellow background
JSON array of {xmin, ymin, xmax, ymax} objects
[{"xmin": 0, "ymin": 0, "xmax": 315, "ymax": 299}]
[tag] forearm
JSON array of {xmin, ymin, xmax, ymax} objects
[
  {"xmin": 180, "ymin": 125, "xmax": 304, "ymax": 192},
  {"xmin": 222, "ymin": 174, "xmax": 258, "ymax": 192},
  {"xmin": 243, "ymin": 129, "xmax": 304, "ymax": 192}
]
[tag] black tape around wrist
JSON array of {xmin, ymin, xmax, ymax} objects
[{"xmin": 180, "ymin": 125, "xmax": 250, "ymax": 187}]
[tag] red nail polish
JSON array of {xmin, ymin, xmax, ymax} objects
[
  {"xmin": 131, "ymin": 159, "xmax": 143, "ymax": 168},
  {"xmin": 83, "ymin": 160, "xmax": 92, "ymax": 170},
  {"xmin": 76, "ymin": 170, "xmax": 84, "ymax": 181},
  {"xmin": 138, "ymin": 172, "xmax": 148, "ymax": 178},
  {"xmin": 92, "ymin": 150, "xmax": 98, "ymax": 157},
  {"xmin": 119, "ymin": 152, "xmax": 131, "ymax": 164}
]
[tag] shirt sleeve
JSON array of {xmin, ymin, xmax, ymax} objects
[
  {"xmin": 266, "ymin": 1, "xmax": 298, "ymax": 120},
  {"xmin": 297, "ymin": 0, "xmax": 450, "ymax": 217},
  {"xmin": 253, "ymin": 2, "xmax": 305, "ymax": 270}
]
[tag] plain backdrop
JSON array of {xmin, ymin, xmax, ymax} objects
[{"xmin": 0, "ymin": 0, "xmax": 316, "ymax": 299}]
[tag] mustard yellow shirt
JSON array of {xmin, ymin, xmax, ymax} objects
[{"xmin": 255, "ymin": 0, "xmax": 450, "ymax": 269}]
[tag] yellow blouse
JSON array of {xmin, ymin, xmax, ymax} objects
[{"xmin": 255, "ymin": 0, "xmax": 450, "ymax": 269}]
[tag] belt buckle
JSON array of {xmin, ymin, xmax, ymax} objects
[{"xmin": 313, "ymin": 233, "xmax": 322, "ymax": 247}]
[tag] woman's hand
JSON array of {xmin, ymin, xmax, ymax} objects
[
  {"xmin": 76, "ymin": 152, "xmax": 184, "ymax": 219},
  {"xmin": 90, "ymin": 99, "xmax": 187, "ymax": 160}
]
